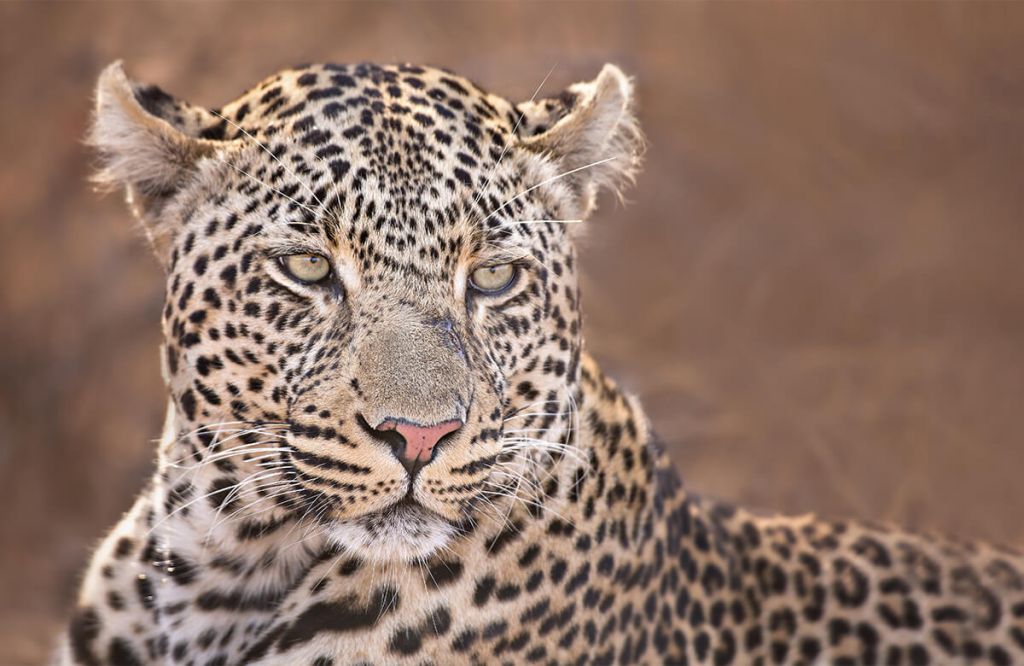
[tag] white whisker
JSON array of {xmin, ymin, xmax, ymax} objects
[
  {"xmin": 210, "ymin": 109, "xmax": 326, "ymax": 211},
  {"xmin": 211, "ymin": 155, "xmax": 319, "ymax": 216},
  {"xmin": 483, "ymin": 156, "xmax": 618, "ymax": 222}
]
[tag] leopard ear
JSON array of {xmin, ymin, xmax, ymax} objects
[
  {"xmin": 89, "ymin": 61, "xmax": 230, "ymax": 258},
  {"xmin": 518, "ymin": 64, "xmax": 644, "ymax": 215}
]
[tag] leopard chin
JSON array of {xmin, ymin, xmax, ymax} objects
[{"xmin": 325, "ymin": 501, "xmax": 458, "ymax": 563}]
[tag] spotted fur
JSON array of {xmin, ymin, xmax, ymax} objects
[{"xmin": 58, "ymin": 61, "xmax": 1024, "ymax": 665}]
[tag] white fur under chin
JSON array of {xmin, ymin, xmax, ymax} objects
[{"xmin": 325, "ymin": 506, "xmax": 457, "ymax": 563}]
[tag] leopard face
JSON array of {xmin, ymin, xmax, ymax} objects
[{"xmin": 92, "ymin": 61, "xmax": 641, "ymax": 562}]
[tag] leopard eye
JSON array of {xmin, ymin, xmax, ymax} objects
[
  {"xmin": 281, "ymin": 253, "xmax": 331, "ymax": 284},
  {"xmin": 470, "ymin": 263, "xmax": 517, "ymax": 294}
]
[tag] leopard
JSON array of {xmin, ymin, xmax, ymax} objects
[{"xmin": 56, "ymin": 59, "xmax": 1024, "ymax": 665}]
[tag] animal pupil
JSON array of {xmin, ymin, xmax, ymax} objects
[{"xmin": 58, "ymin": 60, "xmax": 1024, "ymax": 665}]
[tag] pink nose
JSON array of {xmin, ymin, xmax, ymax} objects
[{"xmin": 375, "ymin": 418, "xmax": 464, "ymax": 471}]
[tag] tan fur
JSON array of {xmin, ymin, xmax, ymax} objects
[{"xmin": 59, "ymin": 61, "xmax": 1024, "ymax": 666}]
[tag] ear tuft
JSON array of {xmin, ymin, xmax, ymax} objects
[
  {"xmin": 89, "ymin": 61, "xmax": 216, "ymax": 200},
  {"xmin": 520, "ymin": 64, "xmax": 645, "ymax": 212}
]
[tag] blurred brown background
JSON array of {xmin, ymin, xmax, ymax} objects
[{"xmin": 2, "ymin": 2, "xmax": 1024, "ymax": 663}]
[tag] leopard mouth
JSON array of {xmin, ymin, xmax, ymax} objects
[
  {"xmin": 369, "ymin": 492, "xmax": 453, "ymax": 528},
  {"xmin": 324, "ymin": 494, "xmax": 459, "ymax": 562},
  {"xmin": 376, "ymin": 494, "xmax": 424, "ymax": 519}
]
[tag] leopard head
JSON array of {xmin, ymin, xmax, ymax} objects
[{"xmin": 90, "ymin": 61, "xmax": 642, "ymax": 561}]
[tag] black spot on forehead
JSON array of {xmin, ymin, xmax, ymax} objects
[{"xmin": 217, "ymin": 63, "xmax": 528, "ymax": 237}]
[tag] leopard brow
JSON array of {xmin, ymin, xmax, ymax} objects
[
  {"xmin": 264, "ymin": 242, "xmax": 333, "ymax": 259},
  {"xmin": 475, "ymin": 241, "xmax": 540, "ymax": 270},
  {"xmin": 259, "ymin": 222, "xmax": 336, "ymax": 255},
  {"xmin": 477, "ymin": 219, "xmax": 559, "ymax": 259}
]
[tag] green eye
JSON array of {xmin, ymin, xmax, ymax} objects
[
  {"xmin": 470, "ymin": 263, "xmax": 517, "ymax": 294},
  {"xmin": 281, "ymin": 253, "xmax": 331, "ymax": 283}
]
